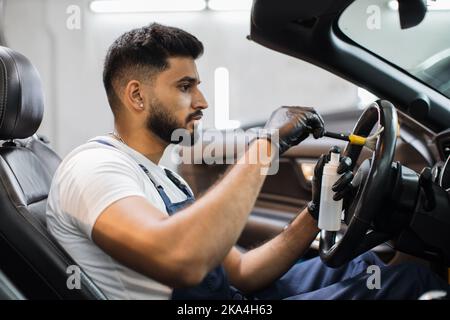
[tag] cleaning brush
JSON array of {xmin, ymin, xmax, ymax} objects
[{"xmin": 323, "ymin": 126, "xmax": 384, "ymax": 151}]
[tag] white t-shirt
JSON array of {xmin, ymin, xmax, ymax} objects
[{"xmin": 46, "ymin": 135, "xmax": 193, "ymax": 300}]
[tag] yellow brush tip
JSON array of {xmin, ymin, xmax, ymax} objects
[{"xmin": 348, "ymin": 134, "xmax": 366, "ymax": 146}]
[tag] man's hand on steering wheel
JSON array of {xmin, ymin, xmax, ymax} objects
[
  {"xmin": 307, "ymin": 146, "xmax": 353, "ymax": 221},
  {"xmin": 332, "ymin": 158, "xmax": 360, "ymax": 211},
  {"xmin": 263, "ymin": 106, "xmax": 325, "ymax": 155}
]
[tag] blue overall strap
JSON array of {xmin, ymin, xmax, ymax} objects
[
  {"xmin": 91, "ymin": 139, "xmax": 192, "ymax": 213},
  {"xmin": 163, "ymin": 168, "xmax": 194, "ymax": 198},
  {"xmin": 93, "ymin": 139, "xmax": 115, "ymax": 148},
  {"xmin": 137, "ymin": 164, "xmax": 175, "ymax": 211}
]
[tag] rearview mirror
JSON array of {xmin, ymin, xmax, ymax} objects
[{"xmin": 398, "ymin": 0, "xmax": 427, "ymax": 29}]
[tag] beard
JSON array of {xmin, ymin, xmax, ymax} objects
[{"xmin": 146, "ymin": 98, "xmax": 199, "ymax": 146}]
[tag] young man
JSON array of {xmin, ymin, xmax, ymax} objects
[{"xmin": 46, "ymin": 23, "xmax": 449, "ymax": 300}]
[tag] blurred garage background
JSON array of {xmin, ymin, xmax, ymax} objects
[{"xmin": 0, "ymin": 0, "xmax": 372, "ymax": 163}]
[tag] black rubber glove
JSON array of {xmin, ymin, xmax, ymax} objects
[
  {"xmin": 307, "ymin": 146, "xmax": 352, "ymax": 221},
  {"xmin": 263, "ymin": 106, "xmax": 325, "ymax": 155},
  {"xmin": 332, "ymin": 158, "xmax": 360, "ymax": 210}
]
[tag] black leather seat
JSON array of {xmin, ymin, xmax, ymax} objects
[
  {"xmin": 0, "ymin": 46, "xmax": 106, "ymax": 299},
  {"xmin": 0, "ymin": 269, "xmax": 24, "ymax": 300}
]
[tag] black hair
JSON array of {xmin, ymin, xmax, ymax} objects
[{"xmin": 103, "ymin": 23, "xmax": 204, "ymax": 115}]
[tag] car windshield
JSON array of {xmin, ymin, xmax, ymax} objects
[{"xmin": 339, "ymin": 0, "xmax": 450, "ymax": 99}]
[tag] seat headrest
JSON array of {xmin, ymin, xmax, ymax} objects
[{"xmin": 0, "ymin": 46, "xmax": 43, "ymax": 140}]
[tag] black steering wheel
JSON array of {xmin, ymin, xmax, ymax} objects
[{"xmin": 319, "ymin": 100, "xmax": 398, "ymax": 268}]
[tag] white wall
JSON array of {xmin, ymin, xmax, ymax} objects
[{"xmin": 3, "ymin": 0, "xmax": 358, "ymax": 158}]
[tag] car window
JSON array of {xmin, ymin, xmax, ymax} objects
[{"xmin": 339, "ymin": 0, "xmax": 450, "ymax": 99}]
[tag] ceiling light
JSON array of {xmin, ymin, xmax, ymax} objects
[
  {"xmin": 207, "ymin": 0, "xmax": 252, "ymax": 11},
  {"xmin": 388, "ymin": 0, "xmax": 450, "ymax": 11},
  {"xmin": 90, "ymin": 0, "xmax": 207, "ymax": 13},
  {"xmin": 427, "ymin": 0, "xmax": 450, "ymax": 10},
  {"xmin": 387, "ymin": 0, "xmax": 399, "ymax": 11},
  {"xmin": 214, "ymin": 67, "xmax": 241, "ymax": 130}
]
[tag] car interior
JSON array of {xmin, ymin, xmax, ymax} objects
[{"xmin": 0, "ymin": 0, "xmax": 449, "ymax": 300}]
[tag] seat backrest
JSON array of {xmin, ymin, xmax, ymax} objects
[
  {"xmin": 0, "ymin": 269, "xmax": 25, "ymax": 300},
  {"xmin": 0, "ymin": 46, "xmax": 106, "ymax": 299}
]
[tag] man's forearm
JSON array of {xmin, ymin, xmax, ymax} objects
[
  {"xmin": 233, "ymin": 208, "xmax": 319, "ymax": 293},
  {"xmin": 172, "ymin": 138, "xmax": 274, "ymax": 272}
]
